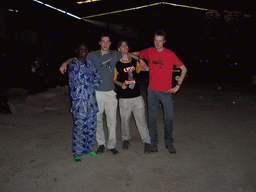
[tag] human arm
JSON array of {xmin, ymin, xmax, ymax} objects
[
  {"xmin": 113, "ymin": 68, "xmax": 127, "ymax": 89},
  {"xmin": 167, "ymin": 65, "xmax": 188, "ymax": 94},
  {"xmin": 128, "ymin": 52, "xmax": 148, "ymax": 71},
  {"xmin": 131, "ymin": 52, "xmax": 139, "ymax": 56},
  {"xmin": 59, "ymin": 57, "xmax": 76, "ymax": 74},
  {"xmin": 114, "ymin": 80, "xmax": 128, "ymax": 89}
]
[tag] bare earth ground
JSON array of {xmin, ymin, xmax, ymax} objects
[{"xmin": 1, "ymin": 81, "xmax": 256, "ymax": 192}]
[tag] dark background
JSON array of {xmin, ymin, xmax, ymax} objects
[{"xmin": 0, "ymin": 1, "xmax": 255, "ymax": 93}]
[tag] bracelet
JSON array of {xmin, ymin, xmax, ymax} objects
[
  {"xmin": 177, "ymin": 83, "xmax": 181, "ymax": 87},
  {"xmin": 137, "ymin": 57, "xmax": 141, "ymax": 62}
]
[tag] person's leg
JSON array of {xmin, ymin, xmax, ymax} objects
[
  {"xmin": 159, "ymin": 92, "xmax": 174, "ymax": 146},
  {"xmin": 84, "ymin": 113, "xmax": 97, "ymax": 154},
  {"xmin": 132, "ymin": 96, "xmax": 151, "ymax": 144},
  {"xmin": 119, "ymin": 98, "xmax": 132, "ymax": 141},
  {"xmin": 147, "ymin": 88, "xmax": 159, "ymax": 147},
  {"xmin": 104, "ymin": 90, "xmax": 118, "ymax": 150},
  {"xmin": 119, "ymin": 98, "xmax": 133, "ymax": 150},
  {"xmin": 95, "ymin": 91, "xmax": 106, "ymax": 147},
  {"xmin": 72, "ymin": 114, "xmax": 86, "ymax": 158}
]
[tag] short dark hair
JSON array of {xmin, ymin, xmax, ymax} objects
[
  {"xmin": 100, "ymin": 32, "xmax": 111, "ymax": 41},
  {"xmin": 77, "ymin": 43, "xmax": 87, "ymax": 49},
  {"xmin": 154, "ymin": 30, "xmax": 166, "ymax": 40}
]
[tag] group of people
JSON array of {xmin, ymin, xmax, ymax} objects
[{"xmin": 59, "ymin": 30, "xmax": 187, "ymax": 163}]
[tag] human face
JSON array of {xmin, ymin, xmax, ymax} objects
[
  {"xmin": 118, "ymin": 42, "xmax": 129, "ymax": 54},
  {"xmin": 77, "ymin": 44, "xmax": 88, "ymax": 58},
  {"xmin": 99, "ymin": 36, "xmax": 111, "ymax": 52},
  {"xmin": 154, "ymin": 35, "xmax": 165, "ymax": 51}
]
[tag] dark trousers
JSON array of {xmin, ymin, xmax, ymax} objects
[{"xmin": 147, "ymin": 88, "xmax": 174, "ymax": 146}]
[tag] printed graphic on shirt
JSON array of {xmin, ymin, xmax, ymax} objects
[
  {"xmin": 125, "ymin": 79, "xmax": 136, "ymax": 85},
  {"xmin": 102, "ymin": 58, "xmax": 112, "ymax": 72},
  {"xmin": 123, "ymin": 66, "xmax": 135, "ymax": 80},
  {"xmin": 152, "ymin": 60, "xmax": 163, "ymax": 68}
]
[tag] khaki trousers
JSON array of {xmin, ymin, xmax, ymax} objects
[
  {"xmin": 96, "ymin": 90, "xmax": 118, "ymax": 149},
  {"xmin": 119, "ymin": 96, "xmax": 150, "ymax": 144}
]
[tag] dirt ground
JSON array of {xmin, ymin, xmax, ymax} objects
[{"xmin": 1, "ymin": 81, "xmax": 256, "ymax": 192}]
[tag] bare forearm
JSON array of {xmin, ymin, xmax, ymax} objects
[
  {"xmin": 177, "ymin": 65, "xmax": 187, "ymax": 85},
  {"xmin": 128, "ymin": 52, "xmax": 143, "ymax": 61},
  {"xmin": 63, "ymin": 58, "xmax": 75, "ymax": 66},
  {"xmin": 132, "ymin": 52, "xmax": 139, "ymax": 56},
  {"xmin": 114, "ymin": 80, "xmax": 122, "ymax": 87},
  {"xmin": 114, "ymin": 79, "xmax": 127, "ymax": 89},
  {"xmin": 59, "ymin": 57, "xmax": 76, "ymax": 74}
]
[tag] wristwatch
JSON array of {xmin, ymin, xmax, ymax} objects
[{"xmin": 177, "ymin": 83, "xmax": 181, "ymax": 87}]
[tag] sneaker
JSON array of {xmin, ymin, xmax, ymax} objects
[
  {"xmin": 86, "ymin": 151, "xmax": 98, "ymax": 156},
  {"xmin": 165, "ymin": 145, "xmax": 177, "ymax": 154},
  {"xmin": 73, "ymin": 156, "xmax": 81, "ymax": 163},
  {"xmin": 96, "ymin": 145, "xmax": 105, "ymax": 154},
  {"xmin": 144, "ymin": 143, "xmax": 151, "ymax": 154},
  {"xmin": 109, "ymin": 148, "xmax": 119, "ymax": 154},
  {"xmin": 151, "ymin": 145, "xmax": 158, "ymax": 152},
  {"xmin": 122, "ymin": 140, "xmax": 130, "ymax": 150}
]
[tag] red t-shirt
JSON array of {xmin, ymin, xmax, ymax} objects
[{"xmin": 139, "ymin": 47, "xmax": 184, "ymax": 92}]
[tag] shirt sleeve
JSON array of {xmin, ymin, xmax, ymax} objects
[
  {"xmin": 113, "ymin": 68, "xmax": 118, "ymax": 81},
  {"xmin": 116, "ymin": 51, "xmax": 122, "ymax": 60},
  {"xmin": 139, "ymin": 48, "xmax": 148, "ymax": 60},
  {"xmin": 136, "ymin": 61, "xmax": 142, "ymax": 74},
  {"xmin": 172, "ymin": 53, "xmax": 184, "ymax": 68},
  {"xmin": 86, "ymin": 52, "xmax": 93, "ymax": 62}
]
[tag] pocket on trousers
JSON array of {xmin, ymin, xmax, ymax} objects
[{"xmin": 111, "ymin": 90, "xmax": 117, "ymax": 96}]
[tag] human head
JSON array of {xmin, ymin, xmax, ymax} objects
[
  {"xmin": 76, "ymin": 43, "xmax": 88, "ymax": 58},
  {"xmin": 99, "ymin": 32, "xmax": 111, "ymax": 52},
  {"xmin": 154, "ymin": 30, "xmax": 166, "ymax": 51},
  {"xmin": 117, "ymin": 39, "xmax": 129, "ymax": 54},
  {"xmin": 154, "ymin": 30, "xmax": 166, "ymax": 40}
]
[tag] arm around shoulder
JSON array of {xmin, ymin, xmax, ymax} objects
[{"xmin": 59, "ymin": 57, "xmax": 76, "ymax": 74}]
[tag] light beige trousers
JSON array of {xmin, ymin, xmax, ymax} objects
[
  {"xmin": 96, "ymin": 90, "xmax": 118, "ymax": 149},
  {"xmin": 119, "ymin": 96, "xmax": 151, "ymax": 144}
]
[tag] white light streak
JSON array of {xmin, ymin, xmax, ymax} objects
[
  {"xmin": 32, "ymin": 0, "xmax": 81, "ymax": 20},
  {"xmin": 67, "ymin": 12, "xmax": 81, "ymax": 19},
  {"xmin": 44, "ymin": 4, "xmax": 56, "ymax": 10},
  {"xmin": 83, "ymin": 2, "xmax": 161, "ymax": 19},
  {"xmin": 32, "ymin": 0, "xmax": 44, "ymax": 4},
  {"xmin": 56, "ymin": 8, "xmax": 66, "ymax": 13},
  {"xmin": 77, "ymin": 0, "xmax": 101, "ymax": 4},
  {"xmin": 83, "ymin": 2, "xmax": 208, "ymax": 19}
]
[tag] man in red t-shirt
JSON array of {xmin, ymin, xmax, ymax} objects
[{"xmin": 133, "ymin": 30, "xmax": 187, "ymax": 153}]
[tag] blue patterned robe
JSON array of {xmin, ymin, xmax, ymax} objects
[{"xmin": 68, "ymin": 58, "xmax": 102, "ymax": 157}]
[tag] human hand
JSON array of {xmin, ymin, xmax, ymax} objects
[
  {"xmin": 140, "ymin": 59, "xmax": 148, "ymax": 71},
  {"xmin": 167, "ymin": 85, "xmax": 180, "ymax": 94},
  {"xmin": 59, "ymin": 64, "xmax": 67, "ymax": 74},
  {"xmin": 121, "ymin": 82, "xmax": 128, "ymax": 89}
]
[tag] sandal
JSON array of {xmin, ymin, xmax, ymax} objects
[
  {"xmin": 86, "ymin": 151, "xmax": 98, "ymax": 156},
  {"xmin": 73, "ymin": 156, "xmax": 81, "ymax": 163}
]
